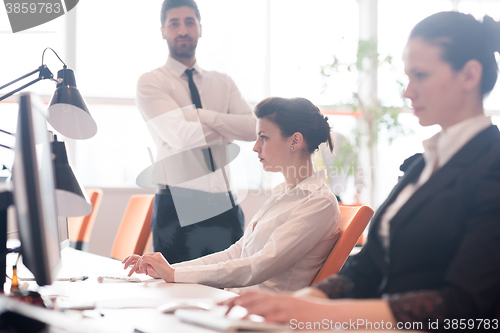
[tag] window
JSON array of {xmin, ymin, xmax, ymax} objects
[
  {"xmin": 71, "ymin": 0, "xmax": 360, "ymax": 190},
  {"xmin": 2, "ymin": 0, "xmax": 499, "ymax": 205}
]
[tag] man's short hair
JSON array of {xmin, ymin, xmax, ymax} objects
[{"xmin": 161, "ymin": 0, "xmax": 201, "ymax": 26}]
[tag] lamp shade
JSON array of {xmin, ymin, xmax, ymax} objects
[
  {"xmin": 48, "ymin": 68, "xmax": 97, "ymax": 140},
  {"xmin": 52, "ymin": 137, "xmax": 92, "ymax": 217}
]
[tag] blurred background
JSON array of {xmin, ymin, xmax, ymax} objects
[{"xmin": 1, "ymin": 0, "xmax": 499, "ymax": 254}]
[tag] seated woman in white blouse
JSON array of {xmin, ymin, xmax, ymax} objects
[{"xmin": 123, "ymin": 97, "xmax": 341, "ymax": 292}]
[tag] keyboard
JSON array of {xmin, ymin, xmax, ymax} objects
[{"xmin": 97, "ymin": 274, "xmax": 142, "ymax": 283}]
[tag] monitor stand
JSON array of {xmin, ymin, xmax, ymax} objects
[
  {"xmin": 0, "ymin": 190, "xmax": 44, "ymax": 306},
  {"xmin": 0, "ymin": 190, "xmax": 13, "ymax": 294}
]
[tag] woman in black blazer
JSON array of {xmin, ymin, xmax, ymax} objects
[{"xmin": 222, "ymin": 11, "xmax": 500, "ymax": 331}]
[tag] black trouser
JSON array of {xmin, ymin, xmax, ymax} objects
[{"xmin": 151, "ymin": 187, "xmax": 245, "ymax": 264}]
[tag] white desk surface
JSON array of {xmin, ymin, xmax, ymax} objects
[
  {"xmin": 3, "ymin": 248, "xmax": 423, "ymax": 333},
  {"xmin": 53, "ymin": 248, "xmax": 235, "ymax": 306},
  {"xmin": 5, "ymin": 247, "xmax": 247, "ymax": 333}
]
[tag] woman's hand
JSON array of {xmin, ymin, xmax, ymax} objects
[
  {"xmin": 220, "ymin": 291, "xmax": 397, "ymax": 328},
  {"xmin": 122, "ymin": 253, "xmax": 174, "ymax": 281},
  {"xmin": 219, "ymin": 291, "xmax": 332, "ymax": 324}
]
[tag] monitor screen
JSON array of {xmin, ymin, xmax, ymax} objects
[
  {"xmin": 12, "ymin": 93, "xmax": 61, "ymax": 286},
  {"xmin": 58, "ymin": 216, "xmax": 69, "ymax": 250}
]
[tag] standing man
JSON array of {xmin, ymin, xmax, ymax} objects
[{"xmin": 136, "ymin": 0, "xmax": 256, "ymax": 264}]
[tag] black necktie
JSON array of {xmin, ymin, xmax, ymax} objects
[
  {"xmin": 185, "ymin": 69, "xmax": 203, "ymax": 109},
  {"xmin": 184, "ymin": 69, "xmax": 235, "ymax": 207},
  {"xmin": 185, "ymin": 69, "xmax": 216, "ymax": 172}
]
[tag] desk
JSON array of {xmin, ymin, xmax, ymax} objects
[
  {"xmin": 3, "ymin": 247, "xmax": 242, "ymax": 333},
  {"xmin": 54, "ymin": 248, "xmax": 235, "ymax": 308},
  {"xmin": 2, "ymin": 248, "xmax": 423, "ymax": 333}
]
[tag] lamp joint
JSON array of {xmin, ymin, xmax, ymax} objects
[{"xmin": 38, "ymin": 65, "xmax": 54, "ymax": 80}]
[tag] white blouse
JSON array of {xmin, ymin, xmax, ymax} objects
[{"xmin": 172, "ymin": 170, "xmax": 341, "ymax": 292}]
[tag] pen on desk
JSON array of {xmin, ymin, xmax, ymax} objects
[
  {"xmin": 57, "ymin": 276, "xmax": 89, "ymax": 282},
  {"xmin": 69, "ymin": 276, "xmax": 88, "ymax": 282}
]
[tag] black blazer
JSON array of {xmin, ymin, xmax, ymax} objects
[{"xmin": 340, "ymin": 125, "xmax": 500, "ymax": 319}]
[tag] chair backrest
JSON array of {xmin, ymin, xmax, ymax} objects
[
  {"xmin": 110, "ymin": 194, "xmax": 155, "ymax": 261},
  {"xmin": 342, "ymin": 203, "xmax": 367, "ymax": 246},
  {"xmin": 68, "ymin": 188, "xmax": 103, "ymax": 251},
  {"xmin": 311, "ymin": 205, "xmax": 374, "ymax": 285}
]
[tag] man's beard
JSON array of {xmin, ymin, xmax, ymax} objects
[{"xmin": 168, "ymin": 39, "xmax": 197, "ymax": 58}]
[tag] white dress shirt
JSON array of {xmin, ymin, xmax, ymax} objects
[
  {"xmin": 172, "ymin": 170, "xmax": 341, "ymax": 292},
  {"xmin": 136, "ymin": 56, "xmax": 256, "ymax": 193},
  {"xmin": 379, "ymin": 115, "xmax": 492, "ymax": 249}
]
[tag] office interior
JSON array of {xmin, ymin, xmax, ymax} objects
[{"xmin": 0, "ymin": 2, "xmax": 499, "ymax": 329}]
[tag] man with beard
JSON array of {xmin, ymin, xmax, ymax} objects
[{"xmin": 136, "ymin": 0, "xmax": 256, "ymax": 264}]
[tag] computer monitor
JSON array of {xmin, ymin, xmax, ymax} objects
[
  {"xmin": 58, "ymin": 216, "xmax": 69, "ymax": 250},
  {"xmin": 12, "ymin": 92, "xmax": 61, "ymax": 286}
]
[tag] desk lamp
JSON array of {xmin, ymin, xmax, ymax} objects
[
  {"xmin": 0, "ymin": 49, "xmax": 95, "ymax": 217},
  {"xmin": 51, "ymin": 134, "xmax": 92, "ymax": 217},
  {"xmin": 0, "ymin": 48, "xmax": 97, "ymax": 140},
  {"xmin": 0, "ymin": 128, "xmax": 92, "ymax": 218}
]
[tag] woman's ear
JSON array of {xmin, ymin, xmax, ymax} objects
[
  {"xmin": 290, "ymin": 132, "xmax": 304, "ymax": 151},
  {"xmin": 460, "ymin": 59, "xmax": 483, "ymax": 92}
]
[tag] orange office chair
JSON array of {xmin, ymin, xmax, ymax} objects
[
  {"xmin": 110, "ymin": 194, "xmax": 155, "ymax": 261},
  {"xmin": 68, "ymin": 188, "xmax": 103, "ymax": 251},
  {"xmin": 311, "ymin": 205, "xmax": 374, "ymax": 284},
  {"xmin": 340, "ymin": 203, "xmax": 367, "ymax": 246}
]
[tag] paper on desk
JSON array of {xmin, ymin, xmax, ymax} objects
[{"xmin": 175, "ymin": 308, "xmax": 287, "ymax": 332}]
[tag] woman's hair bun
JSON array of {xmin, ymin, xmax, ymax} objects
[
  {"xmin": 312, "ymin": 113, "xmax": 333, "ymax": 153},
  {"xmin": 482, "ymin": 15, "xmax": 500, "ymax": 53},
  {"xmin": 254, "ymin": 97, "xmax": 333, "ymax": 154}
]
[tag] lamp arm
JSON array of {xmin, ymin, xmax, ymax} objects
[
  {"xmin": 0, "ymin": 129, "xmax": 15, "ymax": 149},
  {"xmin": 0, "ymin": 77, "xmax": 43, "ymax": 102},
  {"xmin": 0, "ymin": 129, "xmax": 14, "ymax": 136},
  {"xmin": 0, "ymin": 67, "xmax": 40, "ymax": 91},
  {"xmin": 0, "ymin": 128, "xmax": 15, "ymax": 150},
  {"xmin": 0, "ymin": 65, "xmax": 54, "ymax": 102}
]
